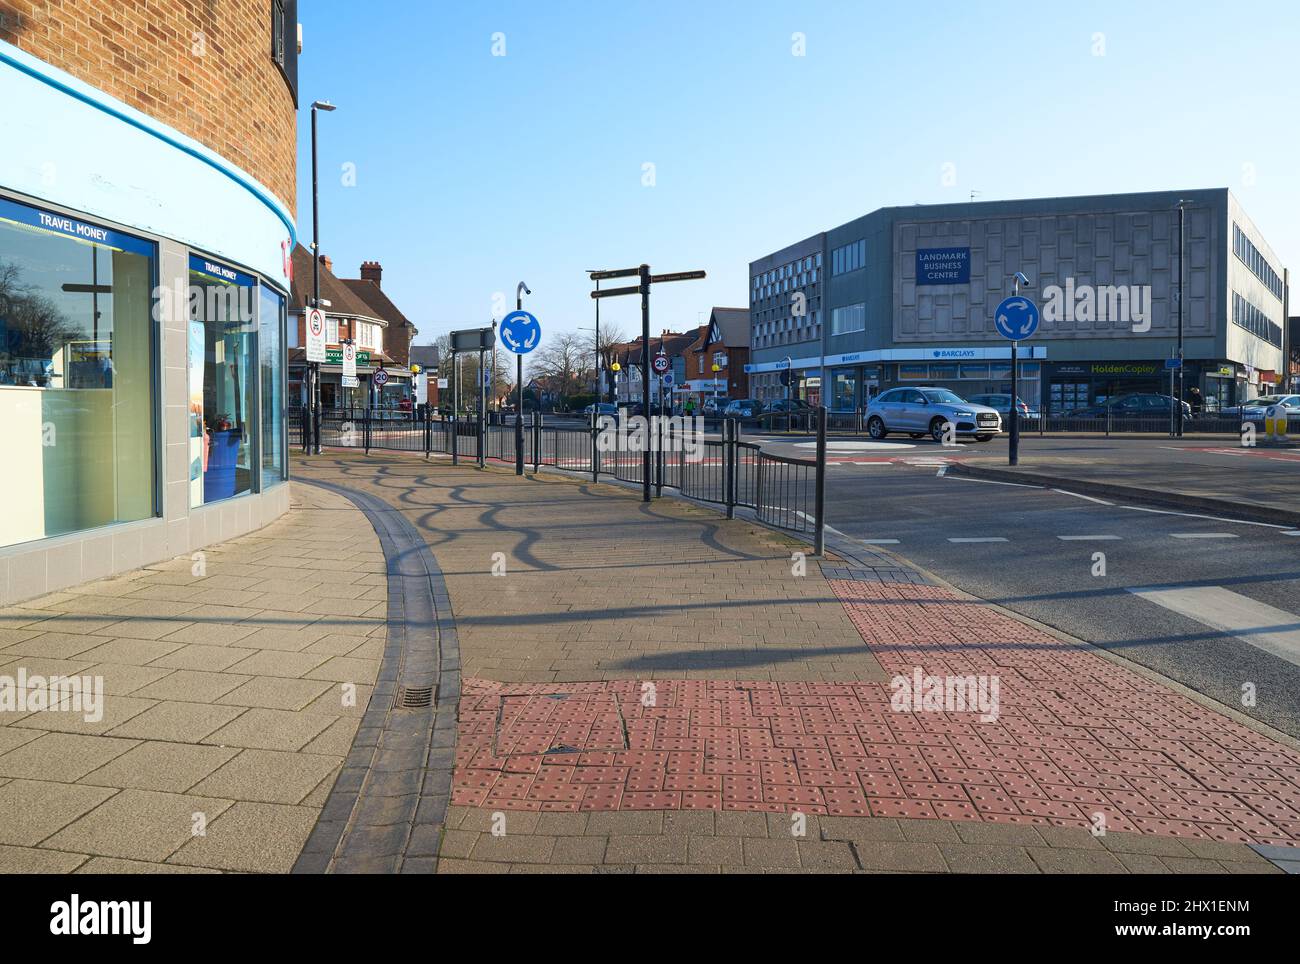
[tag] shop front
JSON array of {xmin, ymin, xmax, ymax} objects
[
  {"xmin": 1046, "ymin": 360, "xmax": 1235, "ymax": 414},
  {"xmin": 0, "ymin": 40, "xmax": 294, "ymax": 604}
]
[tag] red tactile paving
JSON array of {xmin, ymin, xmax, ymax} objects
[{"xmin": 452, "ymin": 580, "xmax": 1300, "ymax": 847}]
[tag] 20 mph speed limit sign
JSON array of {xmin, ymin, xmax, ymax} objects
[
  {"xmin": 305, "ymin": 308, "xmax": 327, "ymax": 363},
  {"xmin": 652, "ymin": 353, "xmax": 670, "ymax": 374}
]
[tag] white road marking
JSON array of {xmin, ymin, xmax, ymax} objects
[
  {"xmin": 1051, "ymin": 488, "xmax": 1113, "ymax": 506},
  {"xmin": 947, "ymin": 537, "xmax": 1009, "ymax": 543},
  {"xmin": 1118, "ymin": 505, "xmax": 1289, "ymax": 529},
  {"xmin": 1127, "ymin": 585, "xmax": 1300, "ymax": 666},
  {"xmin": 1057, "ymin": 535, "xmax": 1121, "ymax": 541},
  {"xmin": 1170, "ymin": 532, "xmax": 1239, "ymax": 539},
  {"xmin": 861, "ymin": 539, "xmax": 900, "ymax": 545},
  {"xmin": 943, "ymin": 476, "xmax": 1040, "ymax": 488},
  {"xmin": 1284, "ymin": 531, "xmax": 1300, "ymax": 537}
]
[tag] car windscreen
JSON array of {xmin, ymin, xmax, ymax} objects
[{"xmin": 922, "ymin": 390, "xmax": 966, "ymax": 405}]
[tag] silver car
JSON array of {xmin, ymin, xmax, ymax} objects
[{"xmin": 865, "ymin": 387, "xmax": 1002, "ymax": 443}]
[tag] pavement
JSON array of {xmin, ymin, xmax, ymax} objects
[
  {"xmin": 0, "ymin": 484, "xmax": 383, "ymax": 873},
  {"xmin": 4, "ymin": 448, "xmax": 1298, "ymax": 873}
]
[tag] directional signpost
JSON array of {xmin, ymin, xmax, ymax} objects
[
  {"xmin": 590, "ymin": 265, "xmax": 705, "ymax": 501},
  {"xmin": 449, "ymin": 325, "xmax": 496, "ymax": 467},
  {"xmin": 994, "ymin": 289, "xmax": 1039, "ymax": 466}
]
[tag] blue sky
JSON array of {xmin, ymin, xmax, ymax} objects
[{"xmin": 296, "ymin": 0, "xmax": 1299, "ymax": 352}]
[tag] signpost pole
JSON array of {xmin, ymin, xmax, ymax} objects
[
  {"xmin": 640, "ymin": 264, "xmax": 651, "ymax": 503},
  {"xmin": 452, "ymin": 353, "xmax": 460, "ymax": 466},
  {"xmin": 478, "ymin": 349, "xmax": 487, "ymax": 469},
  {"xmin": 1009, "ymin": 339, "xmax": 1020, "ymax": 465},
  {"xmin": 514, "ymin": 282, "xmax": 530, "ymax": 476}
]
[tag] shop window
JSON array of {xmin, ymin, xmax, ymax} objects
[
  {"xmin": 188, "ymin": 255, "xmax": 257, "ymax": 506},
  {"xmin": 259, "ymin": 286, "xmax": 286, "ymax": 485},
  {"xmin": 0, "ymin": 196, "xmax": 156, "ymax": 547}
]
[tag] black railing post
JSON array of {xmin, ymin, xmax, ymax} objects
[
  {"xmin": 590, "ymin": 409, "xmax": 599, "ymax": 482},
  {"xmin": 424, "ymin": 408, "xmax": 431, "ymax": 457},
  {"xmin": 725, "ymin": 418, "xmax": 736, "ymax": 519},
  {"xmin": 814, "ymin": 404, "xmax": 826, "ymax": 557},
  {"xmin": 451, "ymin": 412, "xmax": 459, "ymax": 465},
  {"xmin": 363, "ymin": 407, "xmax": 371, "ymax": 455},
  {"xmin": 655, "ymin": 413, "xmax": 664, "ymax": 497},
  {"xmin": 532, "ymin": 411, "xmax": 540, "ymax": 472}
]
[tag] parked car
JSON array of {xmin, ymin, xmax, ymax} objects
[
  {"xmin": 964, "ymin": 393, "xmax": 1040, "ymax": 419},
  {"xmin": 1066, "ymin": 393, "xmax": 1191, "ymax": 419},
  {"xmin": 580, "ymin": 402, "xmax": 620, "ymax": 420},
  {"xmin": 701, "ymin": 397, "xmax": 725, "ymax": 417},
  {"xmin": 1221, "ymin": 394, "xmax": 1300, "ymax": 420},
  {"xmin": 761, "ymin": 398, "xmax": 810, "ymax": 414},
  {"xmin": 721, "ymin": 398, "xmax": 762, "ymax": 419},
  {"xmin": 864, "ymin": 387, "xmax": 1001, "ymax": 442}
]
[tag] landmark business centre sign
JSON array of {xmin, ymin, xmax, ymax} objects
[{"xmin": 915, "ymin": 247, "xmax": 971, "ymax": 285}]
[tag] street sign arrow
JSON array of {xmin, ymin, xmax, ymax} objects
[
  {"xmin": 590, "ymin": 285, "xmax": 641, "ymax": 299},
  {"xmin": 649, "ymin": 270, "xmax": 706, "ymax": 284},
  {"xmin": 589, "ymin": 268, "xmax": 641, "ymax": 281}
]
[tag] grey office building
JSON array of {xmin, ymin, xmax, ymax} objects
[{"xmin": 746, "ymin": 189, "xmax": 1288, "ymax": 414}]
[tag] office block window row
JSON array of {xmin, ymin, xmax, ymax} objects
[
  {"xmin": 831, "ymin": 239, "xmax": 865, "ymax": 275},
  {"xmin": 1231, "ymin": 290, "xmax": 1283, "ymax": 348},
  {"xmin": 831, "ymin": 302, "xmax": 866, "ymax": 336},
  {"xmin": 1233, "ymin": 223, "xmax": 1283, "ymax": 302}
]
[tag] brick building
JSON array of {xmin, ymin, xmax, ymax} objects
[
  {"xmin": 686, "ymin": 308, "xmax": 750, "ymax": 405},
  {"xmin": 0, "ymin": 2, "xmax": 300, "ymax": 603}
]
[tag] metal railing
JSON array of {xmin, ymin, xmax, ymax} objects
[{"xmin": 291, "ymin": 405, "xmax": 827, "ymax": 546}]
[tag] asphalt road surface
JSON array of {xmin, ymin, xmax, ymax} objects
[{"xmin": 813, "ymin": 441, "xmax": 1300, "ymax": 739}]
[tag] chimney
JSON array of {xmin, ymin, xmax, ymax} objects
[
  {"xmin": 361, "ymin": 260, "xmax": 383, "ymax": 287},
  {"xmin": 317, "ymin": 253, "xmax": 332, "ymax": 273}
]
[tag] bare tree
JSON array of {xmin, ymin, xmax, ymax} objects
[{"xmin": 528, "ymin": 331, "xmax": 590, "ymax": 403}]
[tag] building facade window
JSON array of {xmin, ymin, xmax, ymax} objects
[
  {"xmin": 188, "ymin": 255, "xmax": 257, "ymax": 506},
  {"xmin": 0, "ymin": 196, "xmax": 157, "ymax": 548},
  {"xmin": 831, "ymin": 239, "xmax": 866, "ymax": 275},
  {"xmin": 831, "ymin": 303, "xmax": 866, "ymax": 335},
  {"xmin": 1233, "ymin": 223, "xmax": 1283, "ymax": 301},
  {"xmin": 270, "ymin": 0, "xmax": 300, "ymax": 106}
]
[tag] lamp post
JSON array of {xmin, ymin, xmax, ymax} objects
[
  {"xmin": 587, "ymin": 269, "xmax": 604, "ymax": 406},
  {"xmin": 711, "ymin": 361, "xmax": 721, "ymax": 410},
  {"xmin": 308, "ymin": 100, "xmax": 336, "ymax": 455},
  {"xmin": 1175, "ymin": 199, "xmax": 1190, "ymax": 438},
  {"xmin": 515, "ymin": 281, "xmax": 530, "ymax": 475}
]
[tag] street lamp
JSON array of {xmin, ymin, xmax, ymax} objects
[
  {"xmin": 307, "ymin": 99, "xmax": 336, "ymax": 455},
  {"xmin": 711, "ymin": 361, "xmax": 721, "ymax": 409},
  {"xmin": 1175, "ymin": 199, "xmax": 1191, "ymax": 437},
  {"xmin": 586, "ymin": 269, "xmax": 606, "ymax": 406}
]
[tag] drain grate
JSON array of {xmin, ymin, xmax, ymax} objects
[{"xmin": 395, "ymin": 685, "xmax": 436, "ymax": 709}]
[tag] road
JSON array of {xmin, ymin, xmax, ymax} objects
[{"xmin": 809, "ymin": 441, "xmax": 1300, "ymax": 739}]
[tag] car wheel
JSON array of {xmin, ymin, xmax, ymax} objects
[
  {"xmin": 929, "ymin": 417, "xmax": 949, "ymax": 443},
  {"xmin": 867, "ymin": 416, "xmax": 887, "ymax": 439}
]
